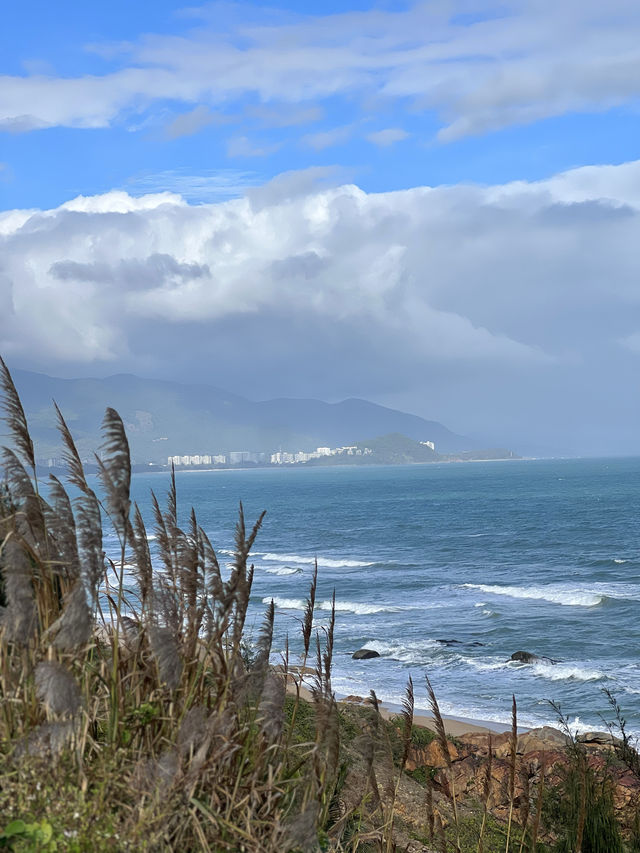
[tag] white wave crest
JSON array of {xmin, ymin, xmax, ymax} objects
[
  {"xmin": 269, "ymin": 597, "xmax": 306, "ymax": 610},
  {"xmin": 464, "ymin": 581, "xmax": 640, "ymax": 607},
  {"xmin": 464, "ymin": 656, "xmax": 605, "ymax": 683},
  {"xmin": 614, "ymin": 558, "xmax": 627, "ymax": 564},
  {"xmin": 361, "ymin": 638, "xmax": 441, "ymax": 661},
  {"xmin": 260, "ymin": 552, "xmax": 373, "ymax": 568},
  {"xmin": 265, "ymin": 566, "xmax": 302, "ymax": 576},
  {"xmin": 530, "ymin": 662, "xmax": 605, "ymax": 682},
  {"xmin": 267, "ymin": 597, "xmax": 402, "ymax": 615},
  {"xmin": 324, "ymin": 600, "xmax": 403, "ymax": 615},
  {"xmin": 462, "ymin": 583, "xmax": 602, "ymax": 607}
]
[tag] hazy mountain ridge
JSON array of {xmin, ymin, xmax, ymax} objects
[{"xmin": 9, "ymin": 369, "xmax": 477, "ymax": 464}]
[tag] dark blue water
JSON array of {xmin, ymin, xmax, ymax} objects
[{"xmin": 110, "ymin": 458, "xmax": 640, "ymax": 734}]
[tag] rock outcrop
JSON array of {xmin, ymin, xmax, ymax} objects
[
  {"xmin": 352, "ymin": 648, "xmax": 381, "ymax": 660},
  {"xmin": 509, "ymin": 650, "xmax": 559, "ymax": 664},
  {"xmin": 406, "ymin": 724, "xmax": 640, "ymax": 832}
]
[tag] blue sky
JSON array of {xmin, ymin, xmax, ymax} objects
[
  {"xmin": 2, "ymin": 0, "xmax": 640, "ymax": 209},
  {"xmin": 2, "ymin": 1, "xmax": 640, "ymax": 454}
]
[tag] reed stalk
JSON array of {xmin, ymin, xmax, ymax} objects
[
  {"xmin": 478, "ymin": 732, "xmax": 492, "ymax": 853},
  {"xmin": 505, "ymin": 694, "xmax": 518, "ymax": 853},
  {"xmin": 426, "ymin": 675, "xmax": 460, "ymax": 853}
]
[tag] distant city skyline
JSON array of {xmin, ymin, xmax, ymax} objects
[{"xmin": 2, "ymin": 1, "xmax": 640, "ymax": 456}]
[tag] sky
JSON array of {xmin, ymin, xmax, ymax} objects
[{"xmin": 1, "ymin": 0, "xmax": 640, "ymax": 456}]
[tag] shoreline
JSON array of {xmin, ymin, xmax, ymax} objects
[
  {"xmin": 116, "ymin": 458, "xmax": 526, "ymax": 476},
  {"xmin": 376, "ymin": 698, "xmax": 517, "ymax": 735},
  {"xmin": 285, "ymin": 676, "xmax": 515, "ymax": 736}
]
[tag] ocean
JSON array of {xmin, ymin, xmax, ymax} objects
[{"xmin": 111, "ymin": 457, "xmax": 640, "ymax": 735}]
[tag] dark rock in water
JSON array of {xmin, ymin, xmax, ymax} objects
[
  {"xmin": 510, "ymin": 650, "xmax": 559, "ymax": 664},
  {"xmin": 437, "ymin": 639, "xmax": 485, "ymax": 647},
  {"xmin": 510, "ymin": 651, "xmax": 539, "ymax": 663},
  {"xmin": 352, "ymin": 648, "xmax": 381, "ymax": 660}
]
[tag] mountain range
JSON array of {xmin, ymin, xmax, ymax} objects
[{"xmin": 6, "ymin": 369, "xmax": 478, "ymax": 464}]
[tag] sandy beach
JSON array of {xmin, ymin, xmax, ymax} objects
[{"xmin": 285, "ymin": 675, "xmax": 512, "ymax": 736}]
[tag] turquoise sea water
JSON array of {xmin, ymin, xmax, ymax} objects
[{"xmin": 113, "ymin": 458, "xmax": 640, "ymax": 734}]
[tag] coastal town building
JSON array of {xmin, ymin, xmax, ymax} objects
[
  {"xmin": 168, "ymin": 453, "xmax": 226, "ymax": 466},
  {"xmin": 168, "ymin": 442, "xmax": 383, "ymax": 467},
  {"xmin": 270, "ymin": 445, "xmax": 374, "ymax": 464},
  {"xmin": 229, "ymin": 451, "xmax": 266, "ymax": 465}
]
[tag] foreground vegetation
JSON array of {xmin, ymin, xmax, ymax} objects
[{"xmin": 1, "ymin": 357, "xmax": 639, "ymax": 851}]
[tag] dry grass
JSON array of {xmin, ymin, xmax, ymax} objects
[
  {"xmin": 1, "ymin": 358, "xmax": 638, "ymax": 853},
  {"xmin": 0, "ymin": 359, "xmax": 345, "ymax": 852}
]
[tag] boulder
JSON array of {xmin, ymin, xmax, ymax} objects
[
  {"xmin": 510, "ymin": 650, "xmax": 539, "ymax": 663},
  {"xmin": 516, "ymin": 726, "xmax": 570, "ymax": 755},
  {"xmin": 509, "ymin": 650, "xmax": 559, "ymax": 664},
  {"xmin": 577, "ymin": 731, "xmax": 623, "ymax": 748},
  {"xmin": 352, "ymin": 648, "xmax": 381, "ymax": 660},
  {"xmin": 407, "ymin": 738, "xmax": 459, "ymax": 771}
]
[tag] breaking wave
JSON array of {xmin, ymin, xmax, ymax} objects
[
  {"xmin": 267, "ymin": 597, "xmax": 306, "ymax": 610},
  {"xmin": 356, "ymin": 638, "xmax": 441, "ymax": 663},
  {"xmin": 529, "ymin": 662, "xmax": 605, "ymax": 682},
  {"xmin": 264, "ymin": 566, "xmax": 302, "ymax": 576},
  {"xmin": 464, "ymin": 656, "xmax": 606, "ymax": 683},
  {"xmin": 267, "ymin": 597, "xmax": 403, "ymax": 615},
  {"xmin": 462, "ymin": 583, "xmax": 603, "ymax": 607},
  {"xmin": 260, "ymin": 552, "xmax": 374, "ymax": 568},
  {"xmin": 463, "ymin": 581, "xmax": 640, "ymax": 608}
]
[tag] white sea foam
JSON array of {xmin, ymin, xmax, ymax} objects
[
  {"xmin": 269, "ymin": 597, "xmax": 307, "ymax": 610},
  {"xmin": 361, "ymin": 638, "xmax": 440, "ymax": 662},
  {"xmin": 265, "ymin": 566, "xmax": 302, "ymax": 576},
  {"xmin": 462, "ymin": 655, "xmax": 605, "ymax": 683},
  {"xmin": 529, "ymin": 662, "xmax": 605, "ymax": 682},
  {"xmin": 260, "ymin": 552, "xmax": 374, "ymax": 568},
  {"xmin": 267, "ymin": 597, "xmax": 403, "ymax": 615},
  {"xmin": 327, "ymin": 600, "xmax": 403, "ymax": 614},
  {"xmin": 614, "ymin": 558, "xmax": 627, "ymax": 564},
  {"xmin": 462, "ymin": 583, "xmax": 603, "ymax": 607},
  {"xmin": 464, "ymin": 581, "xmax": 640, "ymax": 607}
]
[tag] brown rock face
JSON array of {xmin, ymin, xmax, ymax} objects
[
  {"xmin": 406, "ymin": 723, "xmax": 640, "ymax": 836},
  {"xmin": 406, "ymin": 739, "xmax": 459, "ymax": 771}
]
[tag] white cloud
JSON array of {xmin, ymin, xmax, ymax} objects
[
  {"xmin": 3, "ymin": 158, "xmax": 640, "ymax": 367},
  {"xmin": 226, "ymin": 135, "xmax": 281, "ymax": 157},
  {"xmin": 5, "ymin": 159, "xmax": 640, "ymax": 451},
  {"xmin": 619, "ymin": 332, "xmax": 640, "ymax": 353},
  {"xmin": 165, "ymin": 104, "xmax": 217, "ymax": 138},
  {"xmin": 302, "ymin": 124, "xmax": 355, "ymax": 150},
  {"xmin": 366, "ymin": 128, "xmax": 409, "ymax": 146},
  {"xmin": 2, "ymin": 1, "xmax": 640, "ymax": 140},
  {"xmin": 246, "ymin": 104, "xmax": 324, "ymax": 127}
]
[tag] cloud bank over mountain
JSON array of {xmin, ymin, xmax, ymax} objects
[{"xmin": 2, "ymin": 159, "xmax": 640, "ymax": 455}]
